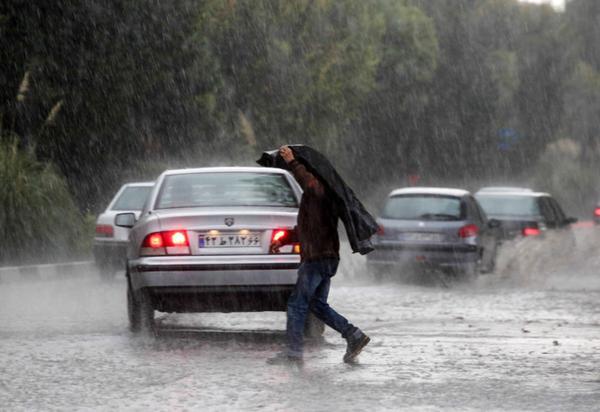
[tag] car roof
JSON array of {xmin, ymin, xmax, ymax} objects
[
  {"xmin": 122, "ymin": 181, "xmax": 154, "ymax": 187},
  {"xmin": 161, "ymin": 166, "xmax": 286, "ymax": 176},
  {"xmin": 477, "ymin": 186, "xmax": 533, "ymax": 193},
  {"xmin": 103, "ymin": 181, "xmax": 154, "ymax": 213},
  {"xmin": 147, "ymin": 166, "xmax": 301, "ymax": 211},
  {"xmin": 476, "ymin": 190, "xmax": 550, "ymax": 198},
  {"xmin": 389, "ymin": 187, "xmax": 470, "ymax": 197}
]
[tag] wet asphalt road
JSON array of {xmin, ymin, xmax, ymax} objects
[{"xmin": 1, "ymin": 232, "xmax": 599, "ymax": 411}]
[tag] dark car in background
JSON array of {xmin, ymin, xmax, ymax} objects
[
  {"xmin": 367, "ymin": 187, "xmax": 501, "ymax": 280},
  {"xmin": 93, "ymin": 182, "xmax": 154, "ymax": 275},
  {"xmin": 474, "ymin": 189, "xmax": 577, "ymax": 241}
]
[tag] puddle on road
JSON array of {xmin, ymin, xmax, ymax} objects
[{"xmin": 1, "ymin": 231, "xmax": 599, "ymax": 410}]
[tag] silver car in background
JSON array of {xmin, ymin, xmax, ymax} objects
[
  {"xmin": 116, "ymin": 167, "xmax": 306, "ymax": 334},
  {"xmin": 367, "ymin": 187, "xmax": 501, "ymax": 280},
  {"xmin": 93, "ymin": 182, "xmax": 154, "ymax": 274}
]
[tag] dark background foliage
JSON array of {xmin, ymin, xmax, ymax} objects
[{"xmin": 1, "ymin": 0, "xmax": 598, "ymax": 262}]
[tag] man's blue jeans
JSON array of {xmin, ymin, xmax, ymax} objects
[{"xmin": 286, "ymin": 258, "xmax": 354, "ymax": 357}]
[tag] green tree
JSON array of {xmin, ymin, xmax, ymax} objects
[
  {"xmin": 407, "ymin": 0, "xmax": 568, "ymax": 182},
  {"xmin": 562, "ymin": 0, "xmax": 600, "ymax": 166},
  {"xmin": 0, "ymin": 137, "xmax": 86, "ymax": 264},
  {"xmin": 562, "ymin": 61, "xmax": 600, "ymax": 162},
  {"xmin": 346, "ymin": 0, "xmax": 438, "ymax": 185},
  {"xmin": 193, "ymin": 0, "xmax": 383, "ymax": 156},
  {"xmin": 565, "ymin": 0, "xmax": 600, "ymax": 70},
  {"xmin": 0, "ymin": 1, "xmax": 204, "ymax": 210}
]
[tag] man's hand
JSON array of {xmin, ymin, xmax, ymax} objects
[
  {"xmin": 269, "ymin": 239, "xmax": 282, "ymax": 254},
  {"xmin": 279, "ymin": 146, "xmax": 295, "ymax": 164}
]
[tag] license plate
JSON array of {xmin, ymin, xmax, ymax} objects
[
  {"xmin": 399, "ymin": 232, "xmax": 444, "ymax": 242},
  {"xmin": 199, "ymin": 232, "xmax": 261, "ymax": 248}
]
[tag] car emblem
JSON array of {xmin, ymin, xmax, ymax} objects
[{"xmin": 224, "ymin": 217, "xmax": 235, "ymax": 227}]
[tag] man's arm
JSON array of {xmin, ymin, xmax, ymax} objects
[{"xmin": 279, "ymin": 146, "xmax": 324, "ymax": 196}]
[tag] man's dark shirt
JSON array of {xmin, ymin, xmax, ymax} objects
[{"xmin": 287, "ymin": 159, "xmax": 340, "ymax": 261}]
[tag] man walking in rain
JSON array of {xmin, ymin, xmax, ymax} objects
[{"xmin": 267, "ymin": 146, "xmax": 370, "ymax": 365}]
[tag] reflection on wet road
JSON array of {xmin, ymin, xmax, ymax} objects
[{"xmin": 1, "ymin": 235, "xmax": 599, "ymax": 411}]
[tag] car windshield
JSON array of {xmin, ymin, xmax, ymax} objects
[
  {"xmin": 382, "ymin": 195, "xmax": 463, "ymax": 221},
  {"xmin": 156, "ymin": 172, "xmax": 298, "ymax": 209},
  {"xmin": 111, "ymin": 186, "xmax": 152, "ymax": 211},
  {"xmin": 475, "ymin": 195, "xmax": 540, "ymax": 217}
]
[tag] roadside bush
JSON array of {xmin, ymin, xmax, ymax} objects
[
  {"xmin": 0, "ymin": 139, "xmax": 87, "ymax": 264},
  {"xmin": 533, "ymin": 138, "xmax": 598, "ymax": 218}
]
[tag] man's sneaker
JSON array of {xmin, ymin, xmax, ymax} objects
[
  {"xmin": 266, "ymin": 352, "xmax": 304, "ymax": 366},
  {"xmin": 343, "ymin": 328, "xmax": 370, "ymax": 363}
]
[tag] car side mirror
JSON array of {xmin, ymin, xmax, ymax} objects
[
  {"xmin": 115, "ymin": 213, "xmax": 136, "ymax": 228},
  {"xmin": 488, "ymin": 219, "xmax": 502, "ymax": 229},
  {"xmin": 565, "ymin": 217, "xmax": 578, "ymax": 225}
]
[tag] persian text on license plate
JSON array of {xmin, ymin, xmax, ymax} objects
[
  {"xmin": 199, "ymin": 232, "xmax": 261, "ymax": 248},
  {"xmin": 399, "ymin": 232, "xmax": 444, "ymax": 242}
]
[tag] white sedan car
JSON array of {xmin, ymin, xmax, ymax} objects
[
  {"xmin": 116, "ymin": 167, "xmax": 317, "ymax": 335},
  {"xmin": 93, "ymin": 182, "xmax": 154, "ymax": 274}
]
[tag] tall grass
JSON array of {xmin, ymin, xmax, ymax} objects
[{"xmin": 0, "ymin": 138, "xmax": 87, "ymax": 264}]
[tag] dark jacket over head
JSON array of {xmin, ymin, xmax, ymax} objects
[
  {"xmin": 257, "ymin": 145, "xmax": 378, "ymax": 255},
  {"xmin": 286, "ymin": 159, "xmax": 340, "ymax": 261}
]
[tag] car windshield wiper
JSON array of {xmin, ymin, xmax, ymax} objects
[{"xmin": 418, "ymin": 213, "xmax": 459, "ymax": 221}]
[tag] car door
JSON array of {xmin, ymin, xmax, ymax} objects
[
  {"xmin": 548, "ymin": 197, "xmax": 568, "ymax": 228},
  {"xmin": 538, "ymin": 196, "xmax": 559, "ymax": 231},
  {"xmin": 548, "ymin": 197, "xmax": 577, "ymax": 250}
]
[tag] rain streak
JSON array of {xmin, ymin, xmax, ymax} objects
[{"xmin": 0, "ymin": 1, "xmax": 599, "ymax": 411}]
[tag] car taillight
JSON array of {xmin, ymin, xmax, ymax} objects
[
  {"xmin": 522, "ymin": 227, "xmax": 540, "ymax": 236},
  {"xmin": 270, "ymin": 228, "xmax": 300, "ymax": 254},
  {"xmin": 95, "ymin": 224, "xmax": 114, "ymax": 238},
  {"xmin": 141, "ymin": 231, "xmax": 190, "ymax": 256},
  {"xmin": 144, "ymin": 233, "xmax": 164, "ymax": 248},
  {"xmin": 272, "ymin": 229, "xmax": 288, "ymax": 243},
  {"xmin": 594, "ymin": 207, "xmax": 600, "ymax": 217},
  {"xmin": 377, "ymin": 225, "xmax": 385, "ymax": 236},
  {"xmin": 163, "ymin": 230, "xmax": 189, "ymax": 247},
  {"xmin": 458, "ymin": 224, "xmax": 479, "ymax": 238}
]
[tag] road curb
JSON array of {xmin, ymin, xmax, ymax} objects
[{"xmin": 0, "ymin": 261, "xmax": 94, "ymax": 282}]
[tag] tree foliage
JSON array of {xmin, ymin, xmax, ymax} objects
[
  {"xmin": 0, "ymin": 137, "xmax": 86, "ymax": 263},
  {"xmin": 1, "ymin": 0, "xmax": 599, "ymax": 256},
  {"xmin": 194, "ymin": 0, "xmax": 383, "ymax": 152}
]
